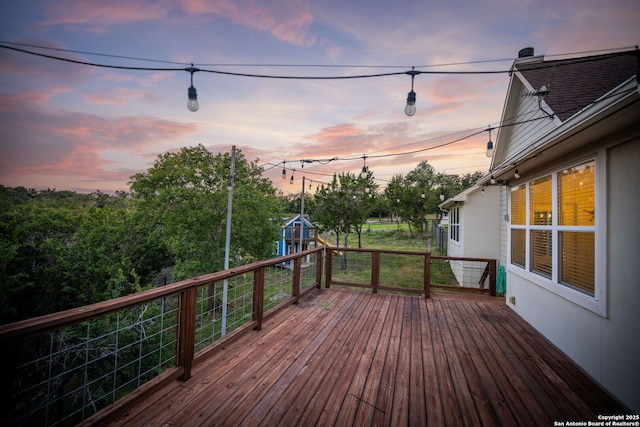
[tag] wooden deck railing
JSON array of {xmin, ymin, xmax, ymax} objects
[
  {"xmin": 325, "ymin": 248, "xmax": 496, "ymax": 297},
  {"xmin": 0, "ymin": 247, "xmax": 496, "ymax": 426},
  {"xmin": 0, "ymin": 248, "xmax": 323, "ymax": 427}
]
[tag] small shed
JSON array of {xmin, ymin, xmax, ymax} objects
[{"xmin": 277, "ymin": 214, "xmax": 317, "ymax": 267}]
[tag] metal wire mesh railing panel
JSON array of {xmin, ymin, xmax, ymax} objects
[
  {"xmin": 300, "ymin": 251, "xmax": 319, "ymax": 291},
  {"xmin": 194, "ymin": 274, "xmax": 255, "ymax": 351},
  {"xmin": 224, "ymin": 275, "xmax": 256, "ymax": 333},
  {"xmin": 430, "ymin": 258, "xmax": 459, "ymax": 287},
  {"xmin": 263, "ymin": 265, "xmax": 293, "ymax": 311},
  {"xmin": 330, "ymin": 251, "xmax": 372, "ymax": 287},
  {"xmin": 445, "ymin": 260, "xmax": 492, "ymax": 289},
  {"xmin": 379, "ymin": 252, "xmax": 424, "ymax": 291},
  {"xmin": 9, "ymin": 296, "xmax": 179, "ymax": 427}
]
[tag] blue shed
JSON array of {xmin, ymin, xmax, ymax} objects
[{"xmin": 277, "ymin": 214, "xmax": 316, "ymax": 267}]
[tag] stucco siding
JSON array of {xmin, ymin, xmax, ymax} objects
[
  {"xmin": 498, "ymin": 185, "xmax": 508, "ymax": 267},
  {"xmin": 506, "ymin": 138, "xmax": 640, "ymax": 412}
]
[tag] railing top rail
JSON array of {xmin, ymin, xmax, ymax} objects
[
  {"xmin": 330, "ymin": 247, "xmax": 431, "ymax": 256},
  {"xmin": 431, "ymin": 255, "xmax": 497, "ymax": 262},
  {"xmin": 0, "ymin": 247, "xmax": 323, "ymax": 340}
]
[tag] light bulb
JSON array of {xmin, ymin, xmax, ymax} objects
[
  {"xmin": 282, "ymin": 168, "xmax": 287, "ymax": 179},
  {"xmin": 405, "ymin": 90, "xmax": 416, "ymax": 116},
  {"xmin": 514, "ymin": 168, "xmax": 520, "ymax": 179},
  {"xmin": 490, "ymin": 175, "xmax": 496, "ymax": 185},
  {"xmin": 187, "ymin": 85, "xmax": 199, "ymax": 112},
  {"xmin": 439, "ymin": 193, "xmax": 445, "ymax": 201},
  {"xmin": 486, "ymin": 140, "xmax": 494, "ymax": 157}
]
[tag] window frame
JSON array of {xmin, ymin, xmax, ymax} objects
[
  {"xmin": 449, "ymin": 206, "xmax": 460, "ymax": 244},
  {"xmin": 507, "ymin": 155, "xmax": 606, "ymax": 317}
]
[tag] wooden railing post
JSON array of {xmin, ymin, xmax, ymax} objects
[
  {"xmin": 315, "ymin": 250, "xmax": 323, "ymax": 289},
  {"xmin": 424, "ymin": 252, "xmax": 431, "ymax": 298},
  {"xmin": 177, "ymin": 287, "xmax": 197, "ymax": 381},
  {"xmin": 253, "ymin": 267, "xmax": 265, "ymax": 331},
  {"xmin": 293, "ymin": 256, "xmax": 301, "ymax": 304},
  {"xmin": 325, "ymin": 249, "xmax": 333, "ymax": 288},
  {"xmin": 371, "ymin": 251, "xmax": 380, "ymax": 294},
  {"xmin": 489, "ymin": 259, "xmax": 497, "ymax": 297}
]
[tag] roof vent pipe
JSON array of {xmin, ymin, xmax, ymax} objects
[{"xmin": 518, "ymin": 47, "xmax": 535, "ymax": 58}]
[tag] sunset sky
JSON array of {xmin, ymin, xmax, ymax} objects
[{"xmin": 1, "ymin": 0, "xmax": 638, "ymax": 194}]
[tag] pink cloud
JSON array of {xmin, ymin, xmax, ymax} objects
[
  {"xmin": 82, "ymin": 87, "xmax": 157, "ymax": 106},
  {"xmin": 0, "ymin": 101, "xmax": 198, "ymax": 189},
  {"xmin": 38, "ymin": 0, "xmax": 175, "ymax": 32},
  {"xmin": 182, "ymin": 0, "xmax": 315, "ymax": 46}
]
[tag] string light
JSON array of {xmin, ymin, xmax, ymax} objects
[
  {"xmin": 2, "ymin": 42, "xmax": 635, "ymax": 117},
  {"xmin": 360, "ymin": 155, "xmax": 368, "ymax": 178},
  {"xmin": 281, "ymin": 161, "xmax": 287, "ymax": 180},
  {"xmin": 405, "ymin": 67, "xmax": 419, "ymax": 116},
  {"xmin": 186, "ymin": 65, "xmax": 199, "ymax": 112},
  {"xmin": 486, "ymin": 127, "xmax": 494, "ymax": 157}
]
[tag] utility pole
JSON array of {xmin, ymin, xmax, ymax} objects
[
  {"xmin": 299, "ymin": 176, "xmax": 305, "ymax": 253},
  {"xmin": 221, "ymin": 145, "xmax": 235, "ymax": 337}
]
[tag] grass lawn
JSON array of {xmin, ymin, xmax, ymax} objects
[{"xmin": 322, "ymin": 220, "xmax": 458, "ymax": 288}]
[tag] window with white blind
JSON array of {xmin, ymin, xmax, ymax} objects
[{"xmin": 509, "ymin": 159, "xmax": 598, "ymax": 302}]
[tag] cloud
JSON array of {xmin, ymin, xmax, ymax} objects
[
  {"xmin": 0, "ymin": 99, "xmax": 198, "ymax": 190},
  {"xmin": 38, "ymin": 0, "xmax": 175, "ymax": 32},
  {"xmin": 181, "ymin": 0, "xmax": 315, "ymax": 46}
]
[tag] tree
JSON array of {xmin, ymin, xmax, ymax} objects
[
  {"xmin": 129, "ymin": 145, "xmax": 281, "ymax": 280},
  {"xmin": 313, "ymin": 172, "xmax": 376, "ymax": 248}
]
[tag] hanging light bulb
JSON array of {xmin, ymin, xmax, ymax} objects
[
  {"xmin": 514, "ymin": 168, "xmax": 520, "ymax": 179},
  {"xmin": 289, "ymin": 170, "xmax": 295, "ymax": 184},
  {"xmin": 282, "ymin": 162, "xmax": 287, "ymax": 180},
  {"xmin": 186, "ymin": 65, "xmax": 199, "ymax": 112},
  {"xmin": 405, "ymin": 90, "xmax": 416, "ymax": 116},
  {"xmin": 360, "ymin": 155, "xmax": 368, "ymax": 178},
  {"xmin": 490, "ymin": 174, "xmax": 496, "ymax": 185},
  {"xmin": 439, "ymin": 192, "xmax": 445, "ymax": 201},
  {"xmin": 486, "ymin": 127, "xmax": 494, "ymax": 157},
  {"xmin": 404, "ymin": 67, "xmax": 419, "ymax": 116}
]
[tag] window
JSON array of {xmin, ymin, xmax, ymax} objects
[
  {"xmin": 509, "ymin": 159, "xmax": 597, "ymax": 300},
  {"xmin": 450, "ymin": 206, "xmax": 460, "ymax": 242},
  {"xmin": 510, "ymin": 185, "xmax": 526, "ymax": 267}
]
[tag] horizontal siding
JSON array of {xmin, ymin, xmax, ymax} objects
[{"xmin": 504, "ymin": 89, "xmax": 557, "ymax": 161}]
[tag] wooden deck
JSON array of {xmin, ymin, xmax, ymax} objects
[{"xmin": 101, "ymin": 288, "xmax": 626, "ymax": 426}]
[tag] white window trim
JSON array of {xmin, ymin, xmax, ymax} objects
[
  {"xmin": 450, "ymin": 206, "xmax": 461, "ymax": 245},
  {"xmin": 507, "ymin": 154, "xmax": 607, "ymax": 317}
]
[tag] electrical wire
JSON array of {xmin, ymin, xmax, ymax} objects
[
  {"xmin": 2, "ymin": 40, "xmax": 636, "ymax": 187},
  {"xmin": 4, "ymin": 41, "xmax": 636, "ymax": 80}
]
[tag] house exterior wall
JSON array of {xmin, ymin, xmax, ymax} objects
[
  {"xmin": 447, "ymin": 186, "xmax": 500, "ymax": 286},
  {"xmin": 505, "ymin": 138, "xmax": 640, "ymax": 412},
  {"xmin": 502, "ymin": 86, "xmax": 558, "ymax": 162},
  {"xmin": 460, "ymin": 186, "xmax": 500, "ymax": 259},
  {"xmin": 498, "ymin": 185, "xmax": 508, "ymax": 267}
]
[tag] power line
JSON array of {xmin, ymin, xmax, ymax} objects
[
  {"xmin": 2, "ymin": 39, "xmax": 635, "ymax": 72},
  {"xmin": 5, "ymin": 41, "xmax": 636, "ymax": 80}
]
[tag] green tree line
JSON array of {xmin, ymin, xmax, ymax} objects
[
  {"xmin": 1, "ymin": 147, "xmax": 480, "ymax": 325},
  {"xmin": 0, "ymin": 145, "xmax": 282, "ymax": 324}
]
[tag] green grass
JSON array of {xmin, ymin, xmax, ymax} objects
[{"xmin": 324, "ymin": 220, "xmax": 458, "ymax": 288}]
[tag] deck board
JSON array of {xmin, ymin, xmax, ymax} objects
[{"xmin": 102, "ymin": 288, "xmax": 627, "ymax": 427}]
